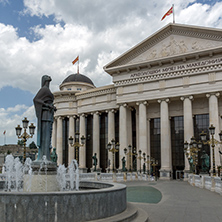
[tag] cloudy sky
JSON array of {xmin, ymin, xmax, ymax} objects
[{"xmin": 0, "ymin": 0, "xmax": 222, "ymax": 145}]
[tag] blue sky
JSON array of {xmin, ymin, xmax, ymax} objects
[{"xmin": 0, "ymin": 0, "xmax": 222, "ymax": 145}]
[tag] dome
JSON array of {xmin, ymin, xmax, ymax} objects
[{"xmin": 62, "ymin": 73, "xmax": 94, "ymax": 86}]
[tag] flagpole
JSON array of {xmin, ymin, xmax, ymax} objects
[
  {"xmin": 173, "ymin": 4, "xmax": 175, "ymax": 23},
  {"xmin": 77, "ymin": 55, "xmax": 79, "ymax": 74}
]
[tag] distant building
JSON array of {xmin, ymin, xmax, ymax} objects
[{"xmin": 52, "ymin": 23, "xmax": 222, "ymax": 179}]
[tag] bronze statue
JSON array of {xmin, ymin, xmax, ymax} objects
[
  {"xmin": 51, "ymin": 148, "xmax": 58, "ymax": 163},
  {"xmin": 33, "ymin": 75, "xmax": 56, "ymax": 162},
  {"xmin": 92, "ymin": 153, "xmax": 97, "ymax": 171},
  {"xmin": 122, "ymin": 157, "xmax": 126, "ymax": 172},
  {"xmin": 201, "ymin": 150, "xmax": 210, "ymax": 173}
]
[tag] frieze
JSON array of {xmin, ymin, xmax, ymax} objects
[
  {"xmin": 77, "ymin": 87, "xmax": 116, "ymax": 100},
  {"xmin": 115, "ymin": 57, "xmax": 222, "ymax": 86},
  {"xmin": 54, "ymin": 96, "xmax": 75, "ymax": 103},
  {"xmin": 129, "ymin": 57, "xmax": 222, "ymax": 78}
]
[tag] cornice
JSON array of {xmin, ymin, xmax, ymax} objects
[
  {"xmin": 114, "ymin": 57, "xmax": 222, "ymax": 87},
  {"xmin": 76, "ymin": 86, "xmax": 116, "ymax": 100}
]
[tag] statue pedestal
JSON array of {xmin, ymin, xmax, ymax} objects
[{"xmin": 24, "ymin": 163, "xmax": 59, "ymax": 192}]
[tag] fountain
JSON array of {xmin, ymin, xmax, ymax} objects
[{"xmin": 0, "ymin": 75, "xmax": 127, "ymax": 222}]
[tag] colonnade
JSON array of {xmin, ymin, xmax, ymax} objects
[{"xmin": 52, "ymin": 92, "xmax": 221, "ymax": 178}]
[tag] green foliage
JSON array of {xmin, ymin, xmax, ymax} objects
[
  {"xmin": 29, "ymin": 141, "xmax": 37, "ymax": 149},
  {"xmin": 17, "ymin": 140, "xmax": 24, "ymax": 146}
]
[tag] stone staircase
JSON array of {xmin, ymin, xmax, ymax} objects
[{"xmin": 89, "ymin": 203, "xmax": 149, "ymax": 222}]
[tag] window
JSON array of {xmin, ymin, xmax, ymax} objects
[{"xmin": 77, "ymin": 88, "xmax": 81, "ymax": 91}]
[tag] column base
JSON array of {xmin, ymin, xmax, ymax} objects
[
  {"xmin": 159, "ymin": 169, "xmax": 171, "ymax": 180},
  {"xmin": 79, "ymin": 167, "xmax": 88, "ymax": 173},
  {"xmin": 183, "ymin": 170, "xmax": 190, "ymax": 181}
]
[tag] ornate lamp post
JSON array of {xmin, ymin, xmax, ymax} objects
[
  {"xmin": 69, "ymin": 132, "xmax": 86, "ymax": 164},
  {"xmin": 150, "ymin": 157, "xmax": 158, "ymax": 180},
  {"xmin": 124, "ymin": 145, "xmax": 133, "ymax": 172},
  {"xmin": 15, "ymin": 117, "xmax": 35, "ymax": 163},
  {"xmin": 200, "ymin": 124, "xmax": 222, "ymax": 176},
  {"xmin": 137, "ymin": 150, "xmax": 142, "ymax": 174},
  {"xmin": 184, "ymin": 137, "xmax": 201, "ymax": 174},
  {"xmin": 107, "ymin": 139, "xmax": 119, "ymax": 172},
  {"xmin": 142, "ymin": 152, "xmax": 146, "ymax": 174},
  {"xmin": 146, "ymin": 155, "xmax": 150, "ymax": 176}
]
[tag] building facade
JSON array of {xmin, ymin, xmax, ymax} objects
[{"xmin": 52, "ymin": 23, "xmax": 222, "ymax": 179}]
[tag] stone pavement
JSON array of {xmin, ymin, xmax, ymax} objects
[{"xmin": 122, "ymin": 180, "xmax": 222, "ymax": 222}]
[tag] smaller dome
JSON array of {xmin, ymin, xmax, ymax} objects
[{"xmin": 62, "ymin": 73, "xmax": 94, "ymax": 86}]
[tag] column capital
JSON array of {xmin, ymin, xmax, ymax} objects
[
  {"xmin": 206, "ymin": 92, "xmax": 220, "ymax": 98},
  {"xmin": 118, "ymin": 103, "xmax": 128, "ymax": 108},
  {"xmin": 91, "ymin": 111, "xmax": 101, "ymax": 115},
  {"xmin": 180, "ymin": 95, "xmax": 194, "ymax": 101},
  {"xmin": 80, "ymin": 113, "xmax": 87, "ymax": 117},
  {"xmin": 106, "ymin": 109, "xmax": 116, "ymax": 113},
  {"xmin": 67, "ymin": 115, "xmax": 76, "ymax": 119},
  {"xmin": 56, "ymin": 116, "xmax": 64, "ymax": 120},
  {"xmin": 136, "ymin": 101, "xmax": 148, "ymax": 106},
  {"xmin": 157, "ymin": 98, "xmax": 170, "ymax": 104}
]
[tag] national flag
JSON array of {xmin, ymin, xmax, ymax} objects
[
  {"xmin": 3, "ymin": 130, "xmax": 6, "ymax": 135},
  {"xmin": 72, "ymin": 56, "xmax": 79, "ymax": 65},
  {"xmin": 161, "ymin": 6, "xmax": 173, "ymax": 21}
]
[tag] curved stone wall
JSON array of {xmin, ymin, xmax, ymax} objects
[{"xmin": 0, "ymin": 181, "xmax": 126, "ymax": 222}]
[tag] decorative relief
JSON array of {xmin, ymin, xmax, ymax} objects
[
  {"xmin": 114, "ymin": 27, "xmax": 222, "ymax": 67},
  {"xmin": 129, "ymin": 36, "xmax": 222, "ymax": 65}
]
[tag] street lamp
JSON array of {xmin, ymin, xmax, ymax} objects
[
  {"xmin": 145, "ymin": 155, "xmax": 151, "ymax": 176},
  {"xmin": 137, "ymin": 150, "xmax": 142, "ymax": 174},
  {"xmin": 184, "ymin": 137, "xmax": 201, "ymax": 174},
  {"xmin": 200, "ymin": 124, "xmax": 222, "ymax": 176},
  {"xmin": 150, "ymin": 157, "xmax": 158, "ymax": 180},
  {"xmin": 15, "ymin": 117, "xmax": 35, "ymax": 163},
  {"xmin": 124, "ymin": 144, "xmax": 133, "ymax": 172},
  {"xmin": 142, "ymin": 152, "xmax": 146, "ymax": 174},
  {"xmin": 69, "ymin": 132, "xmax": 86, "ymax": 164},
  {"xmin": 107, "ymin": 139, "xmax": 119, "ymax": 172}
]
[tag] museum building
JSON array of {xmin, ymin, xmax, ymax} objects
[{"xmin": 52, "ymin": 23, "xmax": 222, "ymax": 179}]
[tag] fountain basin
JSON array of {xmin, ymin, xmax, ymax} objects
[{"xmin": 0, "ymin": 181, "xmax": 126, "ymax": 222}]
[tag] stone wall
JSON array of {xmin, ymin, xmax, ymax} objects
[{"xmin": 0, "ymin": 181, "xmax": 126, "ymax": 222}]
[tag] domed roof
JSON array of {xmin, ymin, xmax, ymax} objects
[{"xmin": 62, "ymin": 73, "xmax": 94, "ymax": 86}]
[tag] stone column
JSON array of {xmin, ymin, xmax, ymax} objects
[
  {"xmin": 51, "ymin": 118, "xmax": 57, "ymax": 149},
  {"xmin": 181, "ymin": 96, "xmax": 194, "ymax": 176},
  {"xmin": 93, "ymin": 112, "xmax": 100, "ymax": 170},
  {"xmin": 68, "ymin": 116, "xmax": 75, "ymax": 165},
  {"xmin": 79, "ymin": 114, "xmax": 86, "ymax": 172},
  {"xmin": 206, "ymin": 93, "xmax": 220, "ymax": 173},
  {"xmin": 137, "ymin": 101, "xmax": 148, "ymax": 172},
  {"xmin": 158, "ymin": 99, "xmax": 172, "ymax": 180},
  {"xmin": 56, "ymin": 116, "xmax": 63, "ymax": 165},
  {"xmin": 119, "ymin": 104, "xmax": 128, "ymax": 170},
  {"xmin": 108, "ymin": 109, "xmax": 115, "ymax": 171}
]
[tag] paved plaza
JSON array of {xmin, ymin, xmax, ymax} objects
[{"xmin": 123, "ymin": 180, "xmax": 222, "ymax": 222}]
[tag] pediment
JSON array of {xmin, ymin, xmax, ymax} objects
[
  {"xmin": 128, "ymin": 35, "xmax": 222, "ymax": 64},
  {"xmin": 104, "ymin": 23, "xmax": 222, "ymax": 73}
]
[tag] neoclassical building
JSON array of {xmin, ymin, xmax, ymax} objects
[{"xmin": 52, "ymin": 23, "xmax": 222, "ymax": 179}]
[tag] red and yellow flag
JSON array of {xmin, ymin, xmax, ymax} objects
[
  {"xmin": 72, "ymin": 56, "xmax": 79, "ymax": 65},
  {"xmin": 161, "ymin": 6, "xmax": 173, "ymax": 21}
]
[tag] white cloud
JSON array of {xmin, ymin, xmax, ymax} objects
[
  {"xmin": 1, "ymin": 1, "xmax": 221, "ymax": 95},
  {"xmin": 0, "ymin": 105, "xmax": 36, "ymax": 145},
  {"xmin": 1, "ymin": 0, "xmax": 222, "ymax": 145}
]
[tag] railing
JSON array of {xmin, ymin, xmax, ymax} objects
[{"xmin": 188, "ymin": 174, "xmax": 222, "ymax": 195}]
